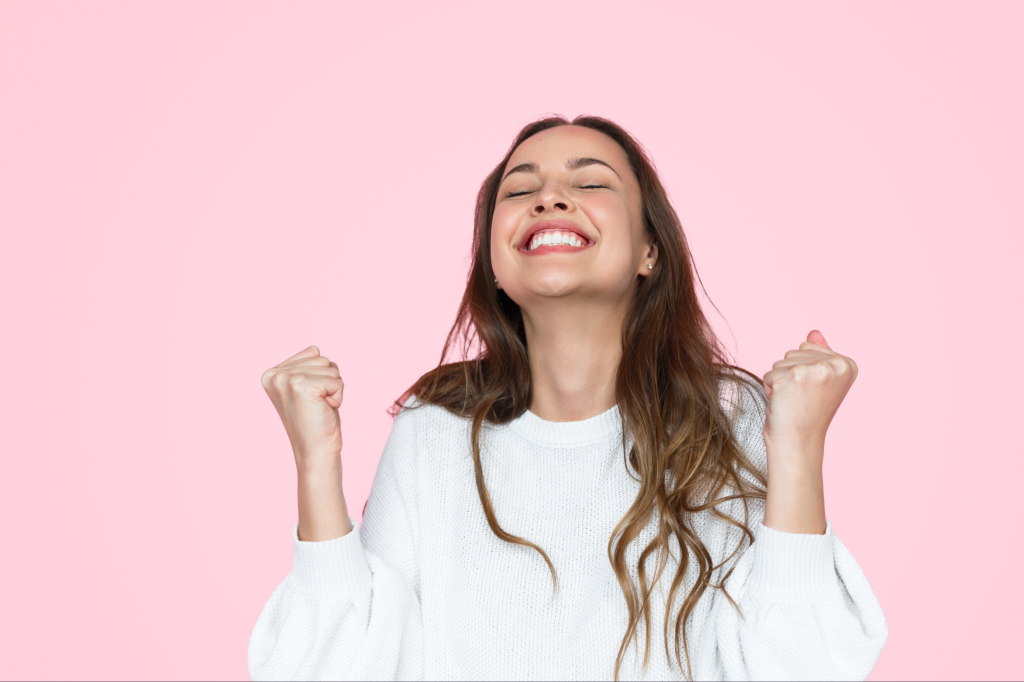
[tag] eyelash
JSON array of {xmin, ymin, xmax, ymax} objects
[{"xmin": 505, "ymin": 184, "xmax": 607, "ymax": 198}]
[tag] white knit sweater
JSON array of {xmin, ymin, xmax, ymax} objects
[{"xmin": 248, "ymin": 378, "xmax": 887, "ymax": 680}]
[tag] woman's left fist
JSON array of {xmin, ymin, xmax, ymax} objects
[{"xmin": 761, "ymin": 330, "xmax": 858, "ymax": 462}]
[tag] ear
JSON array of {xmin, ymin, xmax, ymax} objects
[
  {"xmin": 648, "ymin": 240, "xmax": 659, "ymax": 260},
  {"xmin": 639, "ymin": 239, "xmax": 659, "ymax": 276}
]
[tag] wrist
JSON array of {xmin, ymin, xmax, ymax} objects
[
  {"xmin": 297, "ymin": 452, "xmax": 343, "ymax": 478},
  {"xmin": 296, "ymin": 464, "xmax": 352, "ymax": 542},
  {"xmin": 764, "ymin": 458, "xmax": 826, "ymax": 535},
  {"xmin": 764, "ymin": 438, "xmax": 824, "ymax": 467}
]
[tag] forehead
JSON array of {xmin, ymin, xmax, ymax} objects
[{"xmin": 506, "ymin": 125, "xmax": 630, "ymax": 171}]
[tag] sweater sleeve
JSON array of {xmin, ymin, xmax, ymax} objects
[
  {"xmin": 247, "ymin": 404, "xmax": 425, "ymax": 681},
  {"xmin": 697, "ymin": 375, "xmax": 889, "ymax": 681}
]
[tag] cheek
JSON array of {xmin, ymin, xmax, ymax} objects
[
  {"xmin": 491, "ymin": 202, "xmax": 525, "ymax": 242},
  {"xmin": 491, "ymin": 203, "xmax": 517, "ymax": 237},
  {"xmin": 587, "ymin": 195, "xmax": 635, "ymax": 248},
  {"xmin": 489, "ymin": 207, "xmax": 516, "ymax": 271}
]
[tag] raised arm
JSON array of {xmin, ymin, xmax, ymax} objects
[
  {"xmin": 696, "ymin": 365, "xmax": 888, "ymax": 680},
  {"xmin": 248, "ymin": 346, "xmax": 424, "ymax": 680}
]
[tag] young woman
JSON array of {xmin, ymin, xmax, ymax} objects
[{"xmin": 248, "ymin": 116, "xmax": 888, "ymax": 681}]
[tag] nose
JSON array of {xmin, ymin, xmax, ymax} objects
[{"xmin": 532, "ymin": 184, "xmax": 575, "ymax": 216}]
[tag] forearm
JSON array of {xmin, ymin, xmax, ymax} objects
[
  {"xmin": 762, "ymin": 445, "xmax": 827, "ymax": 535},
  {"xmin": 297, "ymin": 457, "xmax": 353, "ymax": 541}
]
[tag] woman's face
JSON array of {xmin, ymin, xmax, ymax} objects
[{"xmin": 490, "ymin": 125, "xmax": 655, "ymax": 308}]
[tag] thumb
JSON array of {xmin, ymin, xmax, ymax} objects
[
  {"xmin": 323, "ymin": 379, "xmax": 344, "ymax": 410},
  {"xmin": 304, "ymin": 375, "xmax": 344, "ymax": 410},
  {"xmin": 808, "ymin": 329, "xmax": 831, "ymax": 350}
]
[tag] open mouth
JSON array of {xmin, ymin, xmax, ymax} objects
[{"xmin": 518, "ymin": 221, "xmax": 593, "ymax": 253}]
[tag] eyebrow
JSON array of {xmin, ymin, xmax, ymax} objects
[{"xmin": 500, "ymin": 157, "xmax": 621, "ymax": 184}]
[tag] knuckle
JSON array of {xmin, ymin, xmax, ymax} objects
[
  {"xmin": 784, "ymin": 349, "xmax": 799, "ymax": 359},
  {"xmin": 812, "ymin": 361, "xmax": 833, "ymax": 379}
]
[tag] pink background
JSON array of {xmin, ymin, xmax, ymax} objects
[{"xmin": 1, "ymin": 2, "xmax": 1021, "ymax": 680}]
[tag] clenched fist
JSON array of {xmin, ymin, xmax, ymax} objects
[
  {"xmin": 261, "ymin": 345, "xmax": 345, "ymax": 471},
  {"xmin": 760, "ymin": 330, "xmax": 857, "ymax": 534},
  {"xmin": 761, "ymin": 329, "xmax": 858, "ymax": 460}
]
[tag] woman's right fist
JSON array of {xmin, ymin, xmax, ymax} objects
[{"xmin": 261, "ymin": 345, "xmax": 344, "ymax": 470}]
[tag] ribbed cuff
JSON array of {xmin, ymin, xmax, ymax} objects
[
  {"xmin": 746, "ymin": 518, "xmax": 838, "ymax": 600},
  {"xmin": 289, "ymin": 517, "xmax": 373, "ymax": 600}
]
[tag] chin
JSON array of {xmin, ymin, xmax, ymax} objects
[{"xmin": 522, "ymin": 276, "xmax": 586, "ymax": 300}]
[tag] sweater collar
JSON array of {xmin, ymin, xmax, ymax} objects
[{"xmin": 507, "ymin": 403, "xmax": 624, "ymax": 446}]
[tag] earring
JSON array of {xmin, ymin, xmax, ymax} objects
[
  {"xmin": 647, "ymin": 263, "xmax": 653, "ymax": 270},
  {"xmin": 494, "ymin": 277, "xmax": 498, "ymax": 283}
]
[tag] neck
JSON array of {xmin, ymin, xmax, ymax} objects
[{"xmin": 522, "ymin": 295, "xmax": 628, "ymax": 422}]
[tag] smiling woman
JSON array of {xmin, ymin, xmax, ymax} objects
[{"xmin": 248, "ymin": 115, "xmax": 888, "ymax": 681}]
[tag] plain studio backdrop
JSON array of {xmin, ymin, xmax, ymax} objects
[{"xmin": 1, "ymin": 2, "xmax": 1021, "ymax": 680}]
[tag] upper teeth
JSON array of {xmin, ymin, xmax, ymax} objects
[{"xmin": 529, "ymin": 231, "xmax": 585, "ymax": 250}]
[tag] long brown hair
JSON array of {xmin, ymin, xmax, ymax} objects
[{"xmin": 392, "ymin": 115, "xmax": 768, "ymax": 680}]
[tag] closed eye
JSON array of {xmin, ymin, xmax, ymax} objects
[{"xmin": 505, "ymin": 184, "xmax": 607, "ymax": 198}]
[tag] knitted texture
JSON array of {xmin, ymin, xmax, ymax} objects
[{"xmin": 248, "ymin": 377, "xmax": 887, "ymax": 680}]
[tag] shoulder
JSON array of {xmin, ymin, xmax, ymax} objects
[
  {"xmin": 716, "ymin": 367, "xmax": 769, "ymax": 476},
  {"xmin": 373, "ymin": 396, "xmax": 461, "ymax": 490},
  {"xmin": 387, "ymin": 395, "xmax": 474, "ymax": 456},
  {"xmin": 718, "ymin": 367, "xmax": 767, "ymax": 424},
  {"xmin": 376, "ymin": 395, "xmax": 475, "ymax": 498},
  {"xmin": 392, "ymin": 395, "xmax": 470, "ymax": 429}
]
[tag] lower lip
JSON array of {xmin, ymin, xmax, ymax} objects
[{"xmin": 520, "ymin": 243, "xmax": 592, "ymax": 256}]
